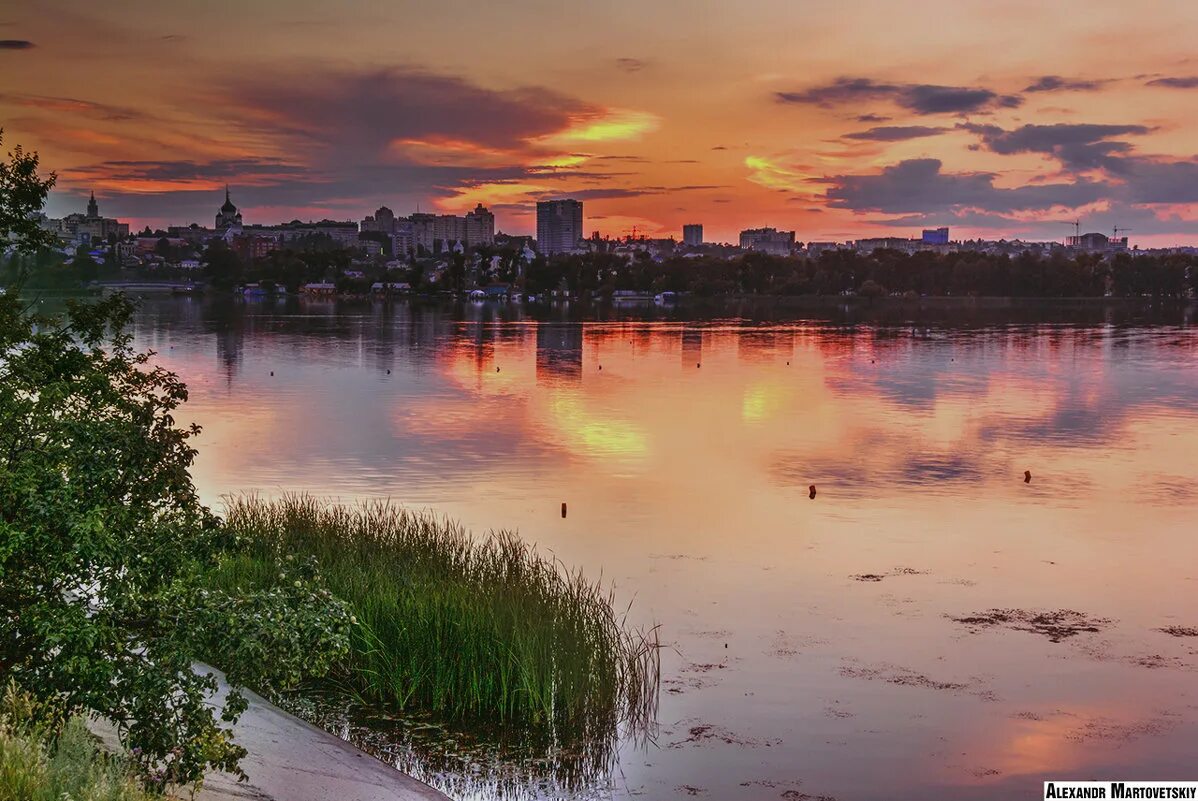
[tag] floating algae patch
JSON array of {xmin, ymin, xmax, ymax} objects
[
  {"xmin": 1158, "ymin": 626, "xmax": 1198, "ymax": 638},
  {"xmin": 949, "ymin": 608, "xmax": 1112, "ymax": 643},
  {"xmin": 1064, "ymin": 715, "xmax": 1180, "ymax": 745},
  {"xmin": 666, "ymin": 720, "xmax": 781, "ymax": 749},
  {"xmin": 663, "ymin": 661, "xmax": 730, "ymax": 695},
  {"xmin": 850, "ymin": 567, "xmax": 929, "ymax": 582},
  {"xmin": 837, "ymin": 661, "xmax": 999, "ymax": 701},
  {"xmin": 839, "ymin": 664, "xmax": 970, "ymax": 692}
]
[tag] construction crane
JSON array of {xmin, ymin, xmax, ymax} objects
[
  {"xmin": 1112, "ymin": 226, "xmax": 1132, "ymax": 241},
  {"xmin": 1059, "ymin": 219, "xmax": 1081, "ymax": 246}
]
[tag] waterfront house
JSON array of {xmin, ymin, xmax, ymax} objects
[{"xmin": 300, "ymin": 282, "xmax": 337, "ymax": 296}]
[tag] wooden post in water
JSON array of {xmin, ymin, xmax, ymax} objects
[{"xmin": 561, "ymin": 502, "xmax": 568, "ymax": 518}]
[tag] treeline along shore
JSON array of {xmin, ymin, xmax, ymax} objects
[{"xmin": 8, "ymin": 236, "xmax": 1198, "ymax": 301}]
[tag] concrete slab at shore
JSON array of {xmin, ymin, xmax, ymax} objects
[{"xmin": 91, "ymin": 664, "xmax": 448, "ymax": 801}]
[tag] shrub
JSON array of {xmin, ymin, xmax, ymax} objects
[{"xmin": 0, "ymin": 684, "xmax": 156, "ymax": 801}]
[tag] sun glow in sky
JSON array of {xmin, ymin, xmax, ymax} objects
[{"xmin": 4, "ymin": 0, "xmax": 1198, "ymax": 245}]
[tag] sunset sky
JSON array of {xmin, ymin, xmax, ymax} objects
[{"xmin": 4, "ymin": 0, "xmax": 1198, "ymax": 245}]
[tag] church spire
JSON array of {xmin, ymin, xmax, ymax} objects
[
  {"xmin": 217, "ymin": 184, "xmax": 240, "ymax": 229},
  {"xmin": 87, "ymin": 190, "xmax": 99, "ymax": 219}
]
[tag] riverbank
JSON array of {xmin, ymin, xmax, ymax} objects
[{"xmin": 90, "ymin": 664, "xmax": 448, "ymax": 801}]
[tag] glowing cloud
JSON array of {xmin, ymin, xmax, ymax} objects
[
  {"xmin": 535, "ymin": 109, "xmax": 659, "ymax": 146},
  {"xmin": 744, "ymin": 156, "xmax": 818, "ymax": 195},
  {"xmin": 435, "ymin": 180, "xmax": 552, "ymax": 212},
  {"xmin": 534, "ymin": 154, "xmax": 591, "ymax": 169}
]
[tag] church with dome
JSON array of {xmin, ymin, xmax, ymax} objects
[{"xmin": 216, "ymin": 186, "xmax": 243, "ymax": 231}]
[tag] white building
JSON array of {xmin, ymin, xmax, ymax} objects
[{"xmin": 739, "ymin": 227, "xmax": 795, "ymax": 255}]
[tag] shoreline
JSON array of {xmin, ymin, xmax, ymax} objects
[
  {"xmin": 90, "ymin": 664, "xmax": 449, "ymax": 801},
  {"xmin": 20, "ymin": 286, "xmax": 1198, "ymax": 311}
]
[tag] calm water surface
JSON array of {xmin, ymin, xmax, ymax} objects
[{"xmin": 132, "ymin": 298, "xmax": 1198, "ymax": 801}]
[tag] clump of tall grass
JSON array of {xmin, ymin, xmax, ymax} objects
[
  {"xmin": 210, "ymin": 495, "xmax": 659, "ymax": 736},
  {"xmin": 0, "ymin": 684, "xmax": 158, "ymax": 801}
]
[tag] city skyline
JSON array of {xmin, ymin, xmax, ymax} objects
[{"xmin": 4, "ymin": 1, "xmax": 1198, "ymax": 246}]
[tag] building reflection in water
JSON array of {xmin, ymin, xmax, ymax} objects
[
  {"xmin": 681, "ymin": 326, "xmax": 703, "ymax": 366},
  {"xmin": 536, "ymin": 322, "xmax": 584, "ymax": 385}
]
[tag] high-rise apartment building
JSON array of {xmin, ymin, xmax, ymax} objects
[
  {"xmin": 536, "ymin": 199, "xmax": 584, "ymax": 255},
  {"xmin": 464, "ymin": 203, "xmax": 495, "ymax": 247},
  {"xmin": 683, "ymin": 224, "xmax": 703, "ymax": 246},
  {"xmin": 380, "ymin": 204, "xmax": 494, "ymax": 254}
]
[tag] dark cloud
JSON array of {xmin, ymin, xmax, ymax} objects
[
  {"xmin": 1146, "ymin": 76, "xmax": 1198, "ymax": 89},
  {"xmin": 615, "ymin": 57, "xmax": 648, "ymax": 73},
  {"xmin": 537, "ymin": 187, "xmax": 655, "ymax": 201},
  {"xmin": 904, "ymin": 85, "xmax": 1022, "ymax": 114},
  {"xmin": 66, "ymin": 157, "xmax": 305, "ymax": 183},
  {"xmin": 823, "ymin": 158, "xmax": 1107, "ymax": 214},
  {"xmin": 776, "ymin": 77, "xmax": 1022, "ymax": 115},
  {"xmin": 0, "ymin": 39, "xmax": 34, "ymax": 49},
  {"xmin": 524, "ymin": 167, "xmax": 635, "ymax": 182},
  {"xmin": 958, "ymin": 122, "xmax": 1198, "ymax": 204},
  {"xmin": 855, "ymin": 114, "xmax": 891, "ymax": 123},
  {"xmin": 486, "ymin": 202, "xmax": 534, "ymax": 215},
  {"xmin": 221, "ymin": 66, "xmax": 594, "ymax": 160},
  {"xmin": 1023, "ymin": 75, "xmax": 1111, "ymax": 93},
  {"xmin": 843, "ymin": 125, "xmax": 948, "ymax": 142},
  {"xmin": 960, "ymin": 122, "xmax": 1151, "ymax": 170},
  {"xmin": 777, "ymin": 77, "xmax": 897, "ymax": 105},
  {"xmin": 0, "ymin": 92, "xmax": 143, "ymax": 121},
  {"xmin": 533, "ymin": 184, "xmax": 722, "ymax": 201},
  {"xmin": 1114, "ymin": 158, "xmax": 1198, "ymax": 204}
]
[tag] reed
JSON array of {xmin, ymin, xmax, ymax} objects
[{"xmin": 210, "ymin": 495, "xmax": 659, "ymax": 734}]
